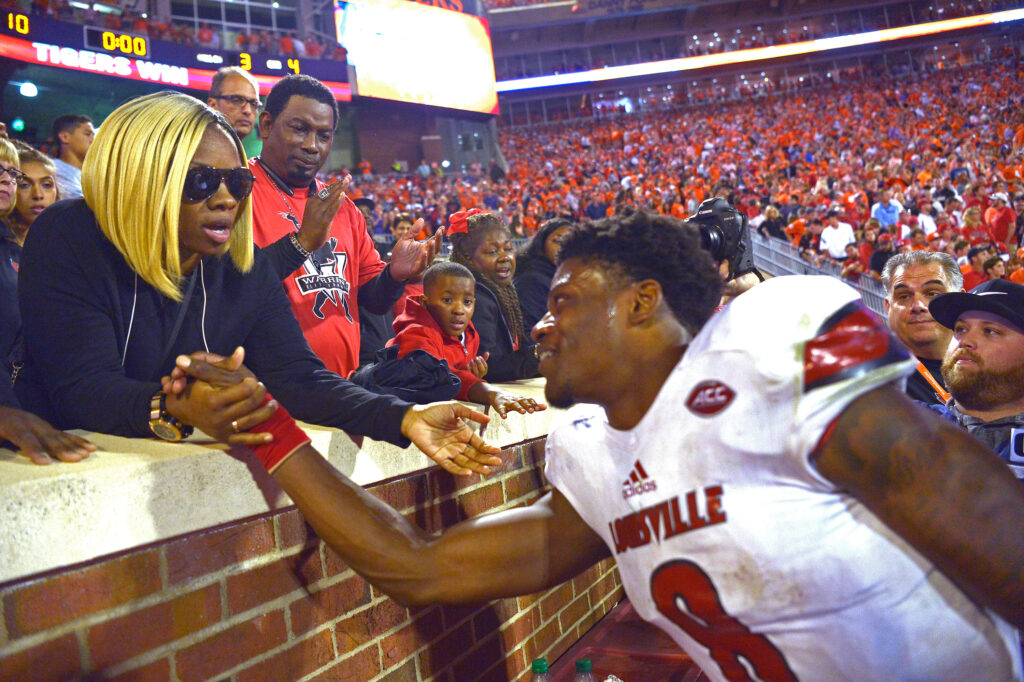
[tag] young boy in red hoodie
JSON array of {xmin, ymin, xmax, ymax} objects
[{"xmin": 388, "ymin": 262, "xmax": 546, "ymax": 418}]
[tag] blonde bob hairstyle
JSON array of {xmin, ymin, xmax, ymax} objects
[
  {"xmin": 82, "ymin": 90, "xmax": 253, "ymax": 301},
  {"xmin": 0, "ymin": 137, "xmax": 18, "ymax": 219}
]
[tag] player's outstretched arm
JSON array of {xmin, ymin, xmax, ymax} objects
[
  {"xmin": 272, "ymin": 445, "xmax": 611, "ymax": 606},
  {"xmin": 816, "ymin": 384, "xmax": 1024, "ymax": 628}
]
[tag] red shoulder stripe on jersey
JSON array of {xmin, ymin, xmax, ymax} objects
[{"xmin": 804, "ymin": 301, "xmax": 911, "ymax": 392}]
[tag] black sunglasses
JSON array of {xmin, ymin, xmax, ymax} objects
[{"xmin": 182, "ymin": 166, "xmax": 254, "ymax": 203}]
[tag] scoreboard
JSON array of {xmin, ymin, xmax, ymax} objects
[{"xmin": 0, "ymin": 11, "xmax": 352, "ymax": 100}]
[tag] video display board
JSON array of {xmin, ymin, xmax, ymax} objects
[{"xmin": 335, "ymin": 0, "xmax": 497, "ymax": 114}]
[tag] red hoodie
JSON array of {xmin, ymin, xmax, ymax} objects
[{"xmin": 387, "ymin": 295, "xmax": 484, "ymax": 401}]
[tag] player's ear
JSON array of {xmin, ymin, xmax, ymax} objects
[{"xmin": 628, "ymin": 279, "xmax": 663, "ymax": 324}]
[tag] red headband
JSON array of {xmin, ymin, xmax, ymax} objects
[{"xmin": 448, "ymin": 208, "xmax": 486, "ymax": 236}]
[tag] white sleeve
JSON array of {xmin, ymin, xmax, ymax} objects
[
  {"xmin": 700, "ymin": 276, "xmax": 916, "ymax": 487},
  {"xmin": 789, "ymin": 296, "xmax": 917, "ymax": 485}
]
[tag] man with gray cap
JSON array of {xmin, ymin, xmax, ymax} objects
[{"xmin": 929, "ymin": 279, "xmax": 1024, "ymax": 479}]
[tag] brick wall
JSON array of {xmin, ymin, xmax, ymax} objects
[{"xmin": 0, "ymin": 437, "xmax": 624, "ymax": 681}]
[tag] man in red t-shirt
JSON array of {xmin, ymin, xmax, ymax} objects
[
  {"xmin": 250, "ymin": 75, "xmax": 439, "ymax": 377},
  {"xmin": 985, "ymin": 193, "xmax": 1017, "ymax": 252}
]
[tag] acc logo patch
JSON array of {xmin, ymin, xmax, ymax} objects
[{"xmin": 686, "ymin": 380, "xmax": 735, "ymax": 417}]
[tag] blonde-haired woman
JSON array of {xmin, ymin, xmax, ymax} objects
[
  {"xmin": 1, "ymin": 136, "xmax": 24, "ymax": 378},
  {"xmin": 17, "ymin": 91, "xmax": 496, "ymax": 470},
  {"xmin": 960, "ymin": 205, "xmax": 987, "ymax": 245}
]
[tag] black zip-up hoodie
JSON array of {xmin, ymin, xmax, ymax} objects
[{"xmin": 17, "ymin": 198, "xmax": 411, "ymax": 444}]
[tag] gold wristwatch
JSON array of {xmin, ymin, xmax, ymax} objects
[{"xmin": 148, "ymin": 392, "xmax": 193, "ymax": 441}]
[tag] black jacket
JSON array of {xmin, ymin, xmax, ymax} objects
[
  {"xmin": 514, "ymin": 257, "xmax": 555, "ymax": 332},
  {"xmin": 472, "ymin": 278, "xmax": 539, "ymax": 383},
  {"xmin": 17, "ymin": 199, "xmax": 411, "ymax": 444}
]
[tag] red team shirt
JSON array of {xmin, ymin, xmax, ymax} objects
[{"xmin": 249, "ymin": 159, "xmax": 386, "ymax": 376}]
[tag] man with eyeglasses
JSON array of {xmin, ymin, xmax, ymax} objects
[{"xmin": 207, "ymin": 67, "xmax": 261, "ymax": 139}]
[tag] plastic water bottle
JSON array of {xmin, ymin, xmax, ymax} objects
[
  {"xmin": 573, "ymin": 657, "xmax": 596, "ymax": 682},
  {"xmin": 531, "ymin": 658, "xmax": 552, "ymax": 682}
]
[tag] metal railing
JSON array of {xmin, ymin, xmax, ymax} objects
[{"xmin": 752, "ymin": 233, "xmax": 887, "ymax": 316}]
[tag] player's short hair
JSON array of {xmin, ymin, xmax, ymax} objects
[
  {"xmin": 423, "ymin": 261, "xmax": 474, "ymax": 292},
  {"xmin": 209, "ymin": 66, "xmax": 260, "ymax": 98},
  {"xmin": 83, "ymin": 91, "xmax": 253, "ymax": 302},
  {"xmin": 881, "ymin": 250, "xmax": 963, "ymax": 296},
  {"xmin": 51, "ymin": 114, "xmax": 92, "ymax": 149},
  {"xmin": 558, "ymin": 210, "xmax": 721, "ymax": 338},
  {"xmin": 263, "ymin": 74, "xmax": 338, "ymax": 128}
]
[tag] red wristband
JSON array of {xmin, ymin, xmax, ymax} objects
[{"xmin": 249, "ymin": 395, "xmax": 311, "ymax": 473}]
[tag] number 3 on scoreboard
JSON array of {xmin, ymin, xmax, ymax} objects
[{"xmin": 650, "ymin": 560, "xmax": 797, "ymax": 681}]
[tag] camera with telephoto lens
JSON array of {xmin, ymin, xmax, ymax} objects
[{"xmin": 683, "ymin": 197, "xmax": 757, "ymax": 282}]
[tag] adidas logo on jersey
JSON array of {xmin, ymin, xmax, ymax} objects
[
  {"xmin": 686, "ymin": 380, "xmax": 735, "ymax": 417},
  {"xmin": 622, "ymin": 460, "xmax": 658, "ymax": 499}
]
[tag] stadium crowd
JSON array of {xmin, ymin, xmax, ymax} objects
[{"xmin": 338, "ymin": 58, "xmax": 1023, "ymax": 275}]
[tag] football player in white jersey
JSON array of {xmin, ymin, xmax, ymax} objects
[{"xmin": 178, "ymin": 211, "xmax": 1024, "ymax": 680}]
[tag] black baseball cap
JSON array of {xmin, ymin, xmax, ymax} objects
[{"xmin": 929, "ymin": 279, "xmax": 1024, "ymax": 331}]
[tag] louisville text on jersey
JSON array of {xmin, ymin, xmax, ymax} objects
[{"xmin": 610, "ymin": 485, "xmax": 727, "ymax": 555}]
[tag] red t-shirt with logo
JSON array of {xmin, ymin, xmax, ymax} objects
[{"xmin": 249, "ymin": 159, "xmax": 385, "ymax": 376}]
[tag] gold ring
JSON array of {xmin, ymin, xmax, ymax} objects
[
  {"xmin": 316, "ymin": 186, "xmax": 331, "ymax": 200},
  {"xmin": 231, "ymin": 420, "xmax": 240, "ymax": 433}
]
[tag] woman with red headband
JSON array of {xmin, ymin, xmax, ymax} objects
[{"xmin": 447, "ymin": 209, "xmax": 540, "ymax": 382}]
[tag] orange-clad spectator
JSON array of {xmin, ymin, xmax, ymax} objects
[
  {"xmin": 359, "ymin": 159, "xmax": 372, "ymax": 177},
  {"xmin": 198, "ymin": 23, "xmax": 213, "ymax": 45},
  {"xmin": 785, "ymin": 215, "xmax": 806, "ymax": 247},
  {"xmin": 280, "ymin": 32, "xmax": 294, "ymax": 55},
  {"xmin": 1010, "ymin": 250, "xmax": 1024, "ymax": 284}
]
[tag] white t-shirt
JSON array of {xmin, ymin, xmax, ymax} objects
[
  {"xmin": 818, "ymin": 222, "xmax": 856, "ymax": 258},
  {"xmin": 546, "ymin": 275, "xmax": 1021, "ymax": 682}
]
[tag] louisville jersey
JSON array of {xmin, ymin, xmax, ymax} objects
[
  {"xmin": 546, "ymin": 276, "xmax": 1021, "ymax": 682},
  {"xmin": 250, "ymin": 159, "xmax": 386, "ymax": 376}
]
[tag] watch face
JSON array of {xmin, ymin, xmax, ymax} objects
[{"xmin": 150, "ymin": 421, "xmax": 182, "ymax": 442}]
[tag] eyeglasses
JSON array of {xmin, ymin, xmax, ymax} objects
[
  {"xmin": 214, "ymin": 94, "xmax": 262, "ymax": 110},
  {"xmin": 182, "ymin": 165, "xmax": 254, "ymax": 203},
  {"xmin": 0, "ymin": 166, "xmax": 26, "ymax": 186}
]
